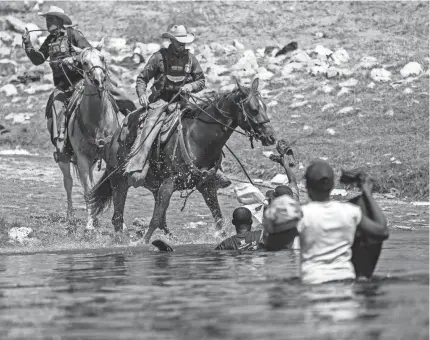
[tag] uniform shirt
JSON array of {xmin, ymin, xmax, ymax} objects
[
  {"xmin": 215, "ymin": 230, "xmax": 264, "ymax": 251},
  {"xmin": 136, "ymin": 45, "xmax": 205, "ymax": 99},
  {"xmin": 24, "ymin": 28, "xmax": 92, "ymax": 90},
  {"xmin": 297, "ymin": 201, "xmax": 362, "ymax": 284}
]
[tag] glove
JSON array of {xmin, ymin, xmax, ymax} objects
[
  {"xmin": 180, "ymin": 84, "xmax": 193, "ymax": 94},
  {"xmin": 61, "ymin": 57, "xmax": 75, "ymax": 68},
  {"xmin": 22, "ymin": 28, "xmax": 31, "ymax": 46},
  {"xmin": 139, "ymin": 94, "xmax": 148, "ymax": 107}
]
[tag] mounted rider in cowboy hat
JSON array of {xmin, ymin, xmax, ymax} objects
[
  {"xmin": 126, "ymin": 24, "xmax": 231, "ymax": 188},
  {"xmin": 22, "ymin": 6, "xmax": 136, "ymax": 161}
]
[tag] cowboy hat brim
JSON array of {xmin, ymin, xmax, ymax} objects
[
  {"xmin": 38, "ymin": 11, "xmax": 72, "ymax": 25},
  {"xmin": 162, "ymin": 32, "xmax": 194, "ymax": 44}
]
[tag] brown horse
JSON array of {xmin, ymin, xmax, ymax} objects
[{"xmin": 87, "ymin": 78, "xmax": 276, "ymax": 242}]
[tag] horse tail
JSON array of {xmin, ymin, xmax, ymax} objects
[{"xmin": 87, "ymin": 168, "xmax": 113, "ymax": 216}]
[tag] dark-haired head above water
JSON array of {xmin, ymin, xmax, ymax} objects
[
  {"xmin": 305, "ymin": 159, "xmax": 334, "ymax": 201},
  {"xmin": 232, "ymin": 207, "xmax": 253, "ymax": 232}
]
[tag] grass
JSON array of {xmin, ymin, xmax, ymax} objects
[{"xmin": 0, "ymin": 1, "xmax": 428, "ymax": 200}]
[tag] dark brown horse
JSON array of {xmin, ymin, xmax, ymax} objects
[{"xmin": 87, "ymin": 78, "xmax": 276, "ymax": 242}]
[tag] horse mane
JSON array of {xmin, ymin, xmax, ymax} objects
[{"xmin": 191, "ymin": 86, "xmax": 250, "ymax": 115}]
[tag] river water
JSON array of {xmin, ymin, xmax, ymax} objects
[{"xmin": 0, "ymin": 229, "xmax": 428, "ymax": 340}]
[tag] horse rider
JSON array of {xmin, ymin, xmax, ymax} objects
[
  {"xmin": 22, "ymin": 5, "xmax": 136, "ymax": 161},
  {"xmin": 125, "ymin": 24, "xmax": 231, "ymax": 188}
]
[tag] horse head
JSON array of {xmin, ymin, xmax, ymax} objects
[
  {"xmin": 73, "ymin": 38, "xmax": 107, "ymax": 90},
  {"xmin": 235, "ymin": 78, "xmax": 276, "ymax": 146}
]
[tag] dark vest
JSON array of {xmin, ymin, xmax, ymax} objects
[{"xmin": 161, "ymin": 48, "xmax": 192, "ymax": 92}]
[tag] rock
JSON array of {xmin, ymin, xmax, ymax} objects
[
  {"xmin": 146, "ymin": 43, "xmax": 161, "ymax": 54},
  {"xmin": 264, "ymin": 46, "xmax": 280, "ymax": 57},
  {"xmin": 12, "ymin": 35, "xmax": 22, "ymax": 48},
  {"xmin": 315, "ymin": 32, "xmax": 325, "ymax": 38},
  {"xmin": 5, "ymin": 112, "xmax": 36, "ymax": 123},
  {"xmin": 326, "ymin": 128, "xmax": 336, "ymax": 135},
  {"xmin": 281, "ymin": 62, "xmax": 303, "ymax": 76},
  {"xmin": 24, "ymin": 83, "xmax": 51, "ymax": 94},
  {"xmin": 290, "ymin": 100, "xmax": 308, "ymax": 109},
  {"xmin": 290, "ymin": 49, "xmax": 311, "ymax": 63},
  {"xmin": 411, "ymin": 201, "xmax": 430, "ymax": 206},
  {"xmin": 294, "ymin": 94, "xmax": 305, "ymax": 99},
  {"xmin": 314, "ymin": 45, "xmax": 333, "ymax": 58},
  {"xmin": 330, "ymin": 48, "xmax": 349, "ymax": 65},
  {"xmin": 303, "ymin": 125, "xmax": 312, "ymax": 131},
  {"xmin": 400, "ymin": 62, "xmax": 423, "ymax": 78},
  {"xmin": 6, "ymin": 15, "xmax": 27, "ymax": 33},
  {"xmin": 339, "ymin": 68, "xmax": 353, "ymax": 77},
  {"xmin": 358, "ymin": 56, "xmax": 379, "ymax": 69},
  {"xmin": 233, "ymin": 39, "xmax": 245, "ymax": 50},
  {"xmin": 257, "ymin": 67, "xmax": 274, "ymax": 80},
  {"xmin": 403, "ymin": 87, "xmax": 413, "ymax": 94},
  {"xmin": 384, "ymin": 109, "xmax": 394, "ymax": 117},
  {"xmin": 326, "ymin": 66, "xmax": 339, "ymax": 78},
  {"xmin": 321, "ymin": 85, "xmax": 334, "ymax": 94},
  {"xmin": 0, "ymin": 46, "xmax": 11, "ymax": 57},
  {"xmin": 370, "ymin": 68, "xmax": 391, "ymax": 82},
  {"xmin": 275, "ymin": 42, "xmax": 298, "ymax": 57},
  {"xmin": 322, "ymin": 103, "xmax": 335, "ymax": 112},
  {"xmin": 0, "ymin": 59, "xmax": 17, "ymax": 77},
  {"xmin": 106, "ymin": 37, "xmax": 127, "ymax": 53},
  {"xmin": 367, "ymin": 82, "xmax": 375, "ymax": 89},
  {"xmin": 0, "ymin": 31, "xmax": 14, "ymax": 44},
  {"xmin": 338, "ymin": 106, "xmax": 354, "ymax": 115},
  {"xmin": 339, "ymin": 78, "xmax": 358, "ymax": 87},
  {"xmin": 0, "ymin": 84, "xmax": 18, "ymax": 96},
  {"xmin": 237, "ymin": 50, "xmax": 258, "ymax": 69},
  {"xmin": 11, "ymin": 96, "xmax": 23, "ymax": 103},
  {"xmin": 309, "ymin": 63, "xmax": 329, "ymax": 76},
  {"xmin": 337, "ymin": 87, "xmax": 350, "ymax": 96},
  {"xmin": 8, "ymin": 226, "xmax": 33, "ymax": 244}
]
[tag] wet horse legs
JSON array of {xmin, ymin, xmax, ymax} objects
[{"xmin": 144, "ymin": 177, "xmax": 175, "ymax": 243}]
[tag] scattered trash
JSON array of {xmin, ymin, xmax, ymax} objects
[{"xmin": 270, "ymin": 173, "xmax": 290, "ymax": 186}]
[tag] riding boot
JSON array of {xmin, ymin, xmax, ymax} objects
[{"xmin": 125, "ymin": 102, "xmax": 167, "ymax": 188}]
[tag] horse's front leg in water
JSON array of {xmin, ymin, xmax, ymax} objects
[
  {"xmin": 198, "ymin": 180, "xmax": 226, "ymax": 238},
  {"xmin": 58, "ymin": 160, "xmax": 74, "ymax": 223},
  {"xmin": 144, "ymin": 177, "xmax": 175, "ymax": 243},
  {"xmin": 76, "ymin": 154, "xmax": 99, "ymax": 230},
  {"xmin": 152, "ymin": 190, "xmax": 174, "ymax": 238}
]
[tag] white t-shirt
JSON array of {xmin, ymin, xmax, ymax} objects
[{"xmin": 297, "ymin": 201, "xmax": 362, "ymax": 284}]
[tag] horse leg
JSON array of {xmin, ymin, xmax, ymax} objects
[
  {"xmin": 144, "ymin": 177, "xmax": 175, "ymax": 243},
  {"xmin": 111, "ymin": 175, "xmax": 129, "ymax": 232},
  {"xmin": 151, "ymin": 190, "xmax": 172, "ymax": 236},
  {"xmin": 197, "ymin": 181, "xmax": 226, "ymax": 237},
  {"xmin": 76, "ymin": 154, "xmax": 99, "ymax": 230},
  {"xmin": 57, "ymin": 160, "xmax": 74, "ymax": 223}
]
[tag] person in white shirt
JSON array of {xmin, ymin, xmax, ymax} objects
[{"xmin": 297, "ymin": 159, "xmax": 389, "ymax": 284}]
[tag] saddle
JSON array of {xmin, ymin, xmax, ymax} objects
[{"xmin": 124, "ymin": 103, "xmax": 189, "ymax": 149}]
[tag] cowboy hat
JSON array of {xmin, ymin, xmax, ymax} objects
[
  {"xmin": 38, "ymin": 5, "xmax": 72, "ymax": 26},
  {"xmin": 161, "ymin": 25, "xmax": 194, "ymax": 44}
]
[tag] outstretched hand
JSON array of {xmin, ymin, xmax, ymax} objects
[
  {"xmin": 22, "ymin": 28, "xmax": 30, "ymax": 45},
  {"xmin": 269, "ymin": 153, "xmax": 283, "ymax": 164}
]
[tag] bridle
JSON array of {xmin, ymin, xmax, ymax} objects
[{"xmin": 80, "ymin": 48, "xmax": 108, "ymax": 91}]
